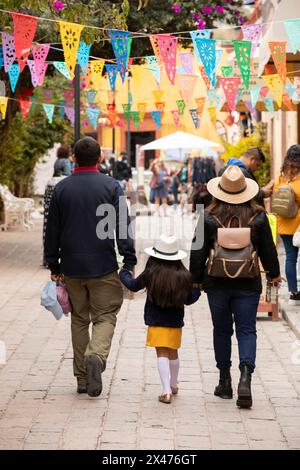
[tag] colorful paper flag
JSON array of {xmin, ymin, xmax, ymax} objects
[
  {"xmin": 109, "ymin": 30, "xmax": 132, "ymax": 82},
  {"xmin": 105, "ymin": 64, "xmax": 119, "ymax": 91},
  {"xmin": 0, "ymin": 47, "xmax": 4, "ymax": 69},
  {"xmin": 91, "ymin": 59, "xmax": 105, "ymax": 90},
  {"xmin": 195, "ymin": 97, "xmax": 206, "ymax": 116},
  {"xmin": 199, "ymin": 66, "xmax": 211, "ymax": 90},
  {"xmin": 58, "ymin": 100, "xmax": 66, "ymax": 119},
  {"xmin": 250, "ymin": 86, "xmax": 260, "ymax": 108},
  {"xmin": 8, "ymin": 64, "xmax": 20, "ymax": 93},
  {"xmin": 179, "ymin": 53, "xmax": 194, "ymax": 75},
  {"xmin": 11, "ymin": 13, "xmax": 37, "ymax": 72},
  {"xmin": 260, "ymin": 86, "xmax": 269, "ymax": 99},
  {"xmin": 37, "ymin": 62, "xmax": 48, "ymax": 86},
  {"xmin": 27, "ymin": 60, "xmax": 39, "ymax": 87},
  {"xmin": 137, "ymin": 102, "xmax": 147, "ymax": 122},
  {"xmin": 241, "ymin": 24, "xmax": 263, "ymax": 55},
  {"xmin": 146, "ymin": 56, "xmax": 161, "ymax": 85},
  {"xmin": 150, "ymin": 35, "xmax": 162, "ymax": 64},
  {"xmin": 131, "ymin": 111, "xmax": 140, "ymax": 128},
  {"xmin": 59, "ymin": 21, "xmax": 83, "ymax": 79},
  {"xmin": 264, "ymin": 97, "xmax": 275, "ymax": 116},
  {"xmin": 53, "ymin": 61, "xmax": 72, "ymax": 80},
  {"xmin": 284, "ymin": 19, "xmax": 300, "ymax": 54},
  {"xmin": 285, "ymin": 83, "xmax": 296, "ymax": 98},
  {"xmin": 19, "ymin": 96, "xmax": 31, "ymax": 119},
  {"xmin": 178, "ymin": 74, "xmax": 197, "ymax": 104},
  {"xmin": 195, "ymin": 38, "xmax": 216, "ymax": 87},
  {"xmin": 32, "ymin": 43, "xmax": 50, "ymax": 71},
  {"xmin": 130, "ymin": 65, "xmax": 143, "ymax": 88},
  {"xmin": 42, "ymin": 103, "xmax": 55, "ymax": 124},
  {"xmin": 215, "ymin": 48, "xmax": 223, "ymax": 73},
  {"xmin": 155, "ymin": 102, "xmax": 165, "ymax": 113},
  {"xmin": 269, "ymin": 42, "xmax": 286, "ymax": 85},
  {"xmin": 1, "ymin": 32, "xmax": 16, "ymax": 73},
  {"xmin": 207, "ymin": 106, "xmax": 216, "ymax": 125},
  {"xmin": 190, "ymin": 30, "xmax": 211, "ymax": 62},
  {"xmin": 262, "ymin": 74, "xmax": 284, "ymax": 107},
  {"xmin": 219, "ymin": 77, "xmax": 241, "ymax": 111},
  {"xmin": 189, "ymin": 108, "xmax": 199, "ymax": 129},
  {"xmin": 221, "ymin": 66, "xmax": 233, "ymax": 77},
  {"xmin": 282, "ymin": 92, "xmax": 294, "ymax": 110},
  {"xmin": 171, "ymin": 110, "xmax": 180, "ymax": 127},
  {"xmin": 64, "ymin": 89, "xmax": 74, "ymax": 104},
  {"xmin": 86, "ymin": 107, "xmax": 99, "ymax": 129},
  {"xmin": 0, "ymin": 96, "xmax": 8, "ymax": 119},
  {"xmin": 156, "ymin": 35, "xmax": 178, "ymax": 85},
  {"xmin": 122, "ymin": 103, "xmax": 131, "ymax": 113},
  {"xmin": 176, "ymin": 99, "xmax": 185, "ymax": 115},
  {"xmin": 233, "ymin": 40, "xmax": 252, "ymax": 89},
  {"xmin": 151, "ymin": 110, "xmax": 162, "ymax": 128},
  {"xmin": 206, "ymin": 89, "xmax": 218, "ymax": 107},
  {"xmin": 64, "ymin": 106, "xmax": 75, "ymax": 126},
  {"xmin": 77, "ymin": 40, "xmax": 91, "ymax": 75}
]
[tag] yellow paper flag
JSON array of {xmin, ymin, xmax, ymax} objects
[
  {"xmin": 153, "ymin": 90, "xmax": 164, "ymax": 102},
  {"xmin": 207, "ymin": 106, "xmax": 216, "ymax": 126},
  {"xmin": 59, "ymin": 21, "xmax": 84, "ymax": 79},
  {"xmin": 137, "ymin": 102, "xmax": 147, "ymax": 122},
  {"xmin": 91, "ymin": 59, "xmax": 105, "ymax": 91},
  {"xmin": 262, "ymin": 74, "xmax": 283, "ymax": 108},
  {"xmin": 0, "ymin": 96, "xmax": 8, "ymax": 119}
]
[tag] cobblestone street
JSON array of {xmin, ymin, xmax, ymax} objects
[{"xmin": 0, "ymin": 216, "xmax": 300, "ymax": 450}]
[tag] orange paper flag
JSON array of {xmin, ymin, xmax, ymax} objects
[
  {"xmin": 195, "ymin": 97, "xmax": 206, "ymax": 117},
  {"xmin": 199, "ymin": 66, "xmax": 211, "ymax": 90},
  {"xmin": 269, "ymin": 42, "xmax": 287, "ymax": 86}
]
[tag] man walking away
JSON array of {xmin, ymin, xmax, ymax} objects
[
  {"xmin": 45, "ymin": 137, "xmax": 137, "ymax": 397},
  {"xmin": 219, "ymin": 148, "xmax": 273, "ymax": 206}
]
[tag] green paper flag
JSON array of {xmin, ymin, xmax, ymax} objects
[
  {"xmin": 176, "ymin": 99, "xmax": 185, "ymax": 115},
  {"xmin": 122, "ymin": 103, "xmax": 131, "ymax": 113},
  {"xmin": 233, "ymin": 40, "xmax": 252, "ymax": 90},
  {"xmin": 131, "ymin": 111, "xmax": 140, "ymax": 127},
  {"xmin": 221, "ymin": 66, "xmax": 233, "ymax": 77}
]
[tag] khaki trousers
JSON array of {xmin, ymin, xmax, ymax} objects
[{"xmin": 65, "ymin": 271, "xmax": 123, "ymax": 383}]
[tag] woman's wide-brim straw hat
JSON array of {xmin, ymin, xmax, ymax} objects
[
  {"xmin": 145, "ymin": 235, "xmax": 187, "ymax": 261},
  {"xmin": 207, "ymin": 165, "xmax": 259, "ymax": 204}
]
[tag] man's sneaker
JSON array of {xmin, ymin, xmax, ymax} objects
[
  {"xmin": 85, "ymin": 354, "xmax": 102, "ymax": 397},
  {"xmin": 77, "ymin": 383, "xmax": 87, "ymax": 394},
  {"xmin": 289, "ymin": 292, "xmax": 300, "ymax": 306}
]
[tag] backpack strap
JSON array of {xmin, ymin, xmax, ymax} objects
[{"xmin": 211, "ymin": 215, "xmax": 225, "ymax": 228}]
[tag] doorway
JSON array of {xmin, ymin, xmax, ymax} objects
[{"xmin": 126, "ymin": 131, "xmax": 156, "ymax": 168}]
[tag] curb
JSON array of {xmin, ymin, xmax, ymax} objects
[{"xmin": 280, "ymin": 302, "xmax": 300, "ymax": 339}]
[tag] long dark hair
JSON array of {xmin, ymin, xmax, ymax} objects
[
  {"xmin": 206, "ymin": 198, "xmax": 265, "ymax": 227},
  {"xmin": 282, "ymin": 145, "xmax": 300, "ymax": 181},
  {"xmin": 143, "ymin": 256, "xmax": 193, "ymax": 309}
]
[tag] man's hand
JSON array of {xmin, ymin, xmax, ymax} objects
[{"xmin": 262, "ymin": 180, "xmax": 274, "ymax": 198}]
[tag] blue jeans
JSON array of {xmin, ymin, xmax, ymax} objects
[
  {"xmin": 280, "ymin": 235, "xmax": 299, "ymax": 293},
  {"xmin": 207, "ymin": 290, "xmax": 260, "ymax": 371}
]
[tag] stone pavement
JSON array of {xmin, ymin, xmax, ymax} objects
[{"xmin": 0, "ymin": 214, "xmax": 300, "ymax": 450}]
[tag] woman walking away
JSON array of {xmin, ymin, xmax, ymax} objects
[
  {"xmin": 272, "ymin": 145, "xmax": 300, "ymax": 305},
  {"xmin": 120, "ymin": 235, "xmax": 200, "ymax": 404},
  {"xmin": 190, "ymin": 166, "xmax": 280, "ymax": 409}
]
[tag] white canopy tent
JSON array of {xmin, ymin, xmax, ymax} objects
[{"xmin": 141, "ymin": 131, "xmax": 223, "ymax": 161}]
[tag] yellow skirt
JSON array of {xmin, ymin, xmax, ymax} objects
[{"xmin": 146, "ymin": 326, "xmax": 182, "ymax": 350}]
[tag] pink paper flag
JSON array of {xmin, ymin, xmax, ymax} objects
[
  {"xmin": 179, "ymin": 53, "xmax": 194, "ymax": 75},
  {"xmin": 156, "ymin": 35, "xmax": 178, "ymax": 85},
  {"xmin": 27, "ymin": 60, "xmax": 39, "ymax": 87},
  {"xmin": 11, "ymin": 13, "xmax": 37, "ymax": 72},
  {"xmin": 65, "ymin": 106, "xmax": 75, "ymax": 126},
  {"xmin": 219, "ymin": 77, "xmax": 241, "ymax": 111},
  {"xmin": 178, "ymin": 74, "xmax": 197, "ymax": 104},
  {"xmin": 241, "ymin": 24, "xmax": 263, "ymax": 55},
  {"xmin": 171, "ymin": 109, "xmax": 180, "ymax": 127},
  {"xmin": 1, "ymin": 32, "xmax": 16, "ymax": 73},
  {"xmin": 37, "ymin": 62, "xmax": 48, "ymax": 86},
  {"xmin": 32, "ymin": 43, "xmax": 50, "ymax": 73}
]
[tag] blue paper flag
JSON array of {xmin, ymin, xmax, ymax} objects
[
  {"xmin": 8, "ymin": 64, "xmax": 20, "ymax": 93},
  {"xmin": 0, "ymin": 46, "xmax": 4, "ymax": 69},
  {"xmin": 105, "ymin": 64, "xmax": 119, "ymax": 91},
  {"xmin": 53, "ymin": 61, "xmax": 72, "ymax": 80},
  {"xmin": 77, "ymin": 41, "xmax": 91, "ymax": 75},
  {"xmin": 86, "ymin": 107, "xmax": 99, "ymax": 130},
  {"xmin": 42, "ymin": 103, "xmax": 55, "ymax": 124},
  {"xmin": 108, "ymin": 30, "xmax": 131, "ymax": 83},
  {"xmin": 264, "ymin": 97, "xmax": 275, "ymax": 116},
  {"xmin": 195, "ymin": 38, "xmax": 216, "ymax": 87},
  {"xmin": 190, "ymin": 30, "xmax": 211, "ymax": 62},
  {"xmin": 189, "ymin": 108, "xmax": 199, "ymax": 129},
  {"xmin": 215, "ymin": 48, "xmax": 223, "ymax": 72},
  {"xmin": 285, "ymin": 84, "xmax": 296, "ymax": 98},
  {"xmin": 250, "ymin": 86, "xmax": 260, "ymax": 108},
  {"xmin": 85, "ymin": 89, "xmax": 97, "ymax": 104},
  {"xmin": 284, "ymin": 19, "xmax": 300, "ymax": 54},
  {"xmin": 58, "ymin": 100, "xmax": 66, "ymax": 119},
  {"xmin": 145, "ymin": 56, "xmax": 161, "ymax": 84},
  {"xmin": 151, "ymin": 110, "xmax": 162, "ymax": 128}
]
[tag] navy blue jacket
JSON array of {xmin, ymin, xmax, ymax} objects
[
  {"xmin": 45, "ymin": 168, "xmax": 137, "ymax": 278},
  {"xmin": 120, "ymin": 268, "xmax": 200, "ymax": 328}
]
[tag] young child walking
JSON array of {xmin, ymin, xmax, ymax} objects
[{"xmin": 119, "ymin": 235, "xmax": 200, "ymax": 404}]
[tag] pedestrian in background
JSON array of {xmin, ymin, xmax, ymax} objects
[
  {"xmin": 190, "ymin": 166, "xmax": 280, "ymax": 409},
  {"xmin": 53, "ymin": 144, "xmax": 72, "ymax": 177},
  {"xmin": 120, "ymin": 235, "xmax": 200, "ymax": 404},
  {"xmin": 273, "ymin": 145, "xmax": 300, "ymax": 305}
]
